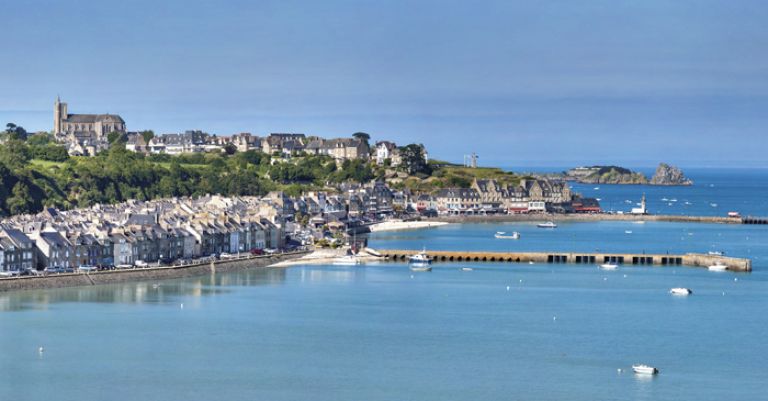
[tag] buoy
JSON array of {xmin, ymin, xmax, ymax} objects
[
  {"xmin": 553, "ymin": 316, "xmax": 557, "ymax": 321},
  {"xmin": 603, "ymin": 277, "xmax": 608, "ymax": 281},
  {"xmin": 734, "ymin": 278, "xmax": 738, "ymax": 282},
  {"xmin": 38, "ymin": 346, "xmax": 44, "ymax": 353},
  {"xmin": 617, "ymin": 368, "xmax": 622, "ymax": 373},
  {"xmin": 410, "ymin": 275, "xmax": 414, "ymax": 279},
  {"xmin": 506, "ymin": 286, "xmax": 510, "ymax": 291},
  {"xmin": 623, "ymin": 274, "xmax": 627, "ymax": 278},
  {"xmin": 180, "ymin": 303, "xmax": 184, "ymax": 309}
]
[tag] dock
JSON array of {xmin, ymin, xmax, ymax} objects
[{"xmin": 378, "ymin": 249, "xmax": 752, "ymax": 271}]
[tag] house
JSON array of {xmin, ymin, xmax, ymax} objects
[
  {"xmin": 434, "ymin": 188, "xmax": 481, "ymax": 214},
  {"xmin": 30, "ymin": 230, "xmax": 72, "ymax": 270},
  {"xmin": 262, "ymin": 133, "xmax": 306, "ymax": 155},
  {"xmin": 306, "ymin": 137, "xmax": 370, "ymax": 161},
  {"xmin": 0, "ymin": 227, "xmax": 36, "ymax": 272},
  {"xmin": 375, "ymin": 141, "xmax": 399, "ymax": 165}
]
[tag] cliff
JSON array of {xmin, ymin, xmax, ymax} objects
[{"xmin": 650, "ymin": 163, "xmax": 693, "ymax": 186}]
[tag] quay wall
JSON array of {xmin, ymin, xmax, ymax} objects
[
  {"xmin": 430, "ymin": 214, "xmax": 742, "ymax": 224},
  {"xmin": 0, "ymin": 251, "xmax": 308, "ymax": 293},
  {"xmin": 378, "ymin": 249, "xmax": 751, "ymax": 272}
]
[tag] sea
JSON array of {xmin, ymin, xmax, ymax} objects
[{"xmin": 1, "ymin": 168, "xmax": 766, "ymax": 401}]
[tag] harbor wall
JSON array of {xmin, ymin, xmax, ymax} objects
[
  {"xmin": 378, "ymin": 249, "xmax": 751, "ymax": 272},
  {"xmin": 0, "ymin": 251, "xmax": 308, "ymax": 293},
  {"xmin": 431, "ymin": 214, "xmax": 742, "ymax": 224}
]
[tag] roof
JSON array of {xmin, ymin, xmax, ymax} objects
[{"xmin": 64, "ymin": 113, "xmax": 125, "ymax": 124}]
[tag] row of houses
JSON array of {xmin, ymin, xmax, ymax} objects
[
  {"xmin": 0, "ymin": 196, "xmax": 286, "ymax": 274},
  {"xmin": 427, "ymin": 178, "xmax": 599, "ymax": 215}
]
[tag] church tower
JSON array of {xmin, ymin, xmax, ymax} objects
[{"xmin": 54, "ymin": 96, "xmax": 67, "ymax": 134}]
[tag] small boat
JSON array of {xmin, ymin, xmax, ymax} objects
[
  {"xmin": 593, "ymin": 187, "xmax": 600, "ymax": 190},
  {"xmin": 624, "ymin": 230, "xmax": 633, "ymax": 234},
  {"xmin": 710, "ymin": 203, "xmax": 718, "ymax": 208},
  {"xmin": 410, "ymin": 264, "xmax": 432, "ymax": 272},
  {"xmin": 670, "ymin": 287, "xmax": 692, "ymax": 295},
  {"xmin": 708, "ymin": 251, "xmax": 724, "ymax": 256},
  {"xmin": 708, "ymin": 263, "xmax": 728, "ymax": 271},
  {"xmin": 333, "ymin": 255, "xmax": 360, "ymax": 266},
  {"xmin": 670, "ymin": 198, "xmax": 678, "ymax": 202},
  {"xmin": 494, "ymin": 231, "xmax": 520, "ymax": 239},
  {"xmin": 661, "ymin": 197, "xmax": 669, "ymax": 202},
  {"xmin": 537, "ymin": 222, "xmax": 557, "ymax": 229},
  {"xmin": 624, "ymin": 200, "xmax": 633, "ymax": 204},
  {"xmin": 409, "ymin": 248, "xmax": 433, "ymax": 265},
  {"xmin": 461, "ymin": 267, "xmax": 473, "ymax": 271},
  {"xmin": 599, "ymin": 263, "xmax": 618, "ymax": 270},
  {"xmin": 632, "ymin": 364, "xmax": 659, "ymax": 375}
]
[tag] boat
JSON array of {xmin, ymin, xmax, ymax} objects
[
  {"xmin": 710, "ymin": 203, "xmax": 718, "ymax": 208},
  {"xmin": 670, "ymin": 287, "xmax": 692, "ymax": 295},
  {"xmin": 670, "ymin": 198, "xmax": 678, "ymax": 202},
  {"xmin": 410, "ymin": 265, "xmax": 432, "ymax": 272},
  {"xmin": 537, "ymin": 222, "xmax": 557, "ymax": 229},
  {"xmin": 461, "ymin": 267, "xmax": 473, "ymax": 271},
  {"xmin": 632, "ymin": 364, "xmax": 659, "ymax": 375},
  {"xmin": 593, "ymin": 186, "xmax": 600, "ymax": 190},
  {"xmin": 494, "ymin": 231, "xmax": 520, "ymax": 239},
  {"xmin": 708, "ymin": 251, "xmax": 724, "ymax": 256},
  {"xmin": 599, "ymin": 263, "xmax": 618, "ymax": 270},
  {"xmin": 333, "ymin": 255, "xmax": 360, "ymax": 266},
  {"xmin": 624, "ymin": 230, "xmax": 633, "ymax": 234},
  {"xmin": 409, "ymin": 248, "xmax": 433, "ymax": 265},
  {"xmin": 708, "ymin": 262, "xmax": 728, "ymax": 271},
  {"xmin": 661, "ymin": 197, "xmax": 669, "ymax": 201}
]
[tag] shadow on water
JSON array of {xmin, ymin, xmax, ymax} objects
[{"xmin": 0, "ymin": 267, "xmax": 287, "ymax": 312}]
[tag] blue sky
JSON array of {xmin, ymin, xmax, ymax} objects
[{"xmin": 2, "ymin": 0, "xmax": 767, "ymax": 167}]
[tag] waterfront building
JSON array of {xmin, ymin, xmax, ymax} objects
[{"xmin": 0, "ymin": 227, "xmax": 36, "ymax": 272}]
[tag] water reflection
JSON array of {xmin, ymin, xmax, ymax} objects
[{"xmin": 0, "ymin": 267, "xmax": 287, "ymax": 312}]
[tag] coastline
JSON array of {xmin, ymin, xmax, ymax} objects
[
  {"xmin": 0, "ymin": 251, "xmax": 308, "ymax": 293},
  {"xmin": 430, "ymin": 214, "xmax": 743, "ymax": 224},
  {"xmin": 369, "ymin": 220, "xmax": 450, "ymax": 232},
  {"xmin": 269, "ymin": 248, "xmax": 383, "ymax": 267}
]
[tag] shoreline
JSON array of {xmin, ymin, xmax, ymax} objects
[
  {"xmin": 430, "ymin": 214, "xmax": 743, "ymax": 224},
  {"xmin": 269, "ymin": 248, "xmax": 383, "ymax": 267},
  {"xmin": 369, "ymin": 220, "xmax": 450, "ymax": 232},
  {"xmin": 0, "ymin": 251, "xmax": 309, "ymax": 293}
]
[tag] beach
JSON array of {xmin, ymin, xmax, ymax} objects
[{"xmin": 368, "ymin": 220, "xmax": 450, "ymax": 232}]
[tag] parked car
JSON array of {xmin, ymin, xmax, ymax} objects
[
  {"xmin": 78, "ymin": 265, "xmax": 98, "ymax": 272},
  {"xmin": 44, "ymin": 267, "xmax": 64, "ymax": 275},
  {"xmin": 134, "ymin": 260, "xmax": 149, "ymax": 268},
  {"xmin": 219, "ymin": 252, "xmax": 235, "ymax": 259},
  {"xmin": 116, "ymin": 264, "xmax": 134, "ymax": 270},
  {"xmin": 250, "ymin": 248, "xmax": 264, "ymax": 255}
]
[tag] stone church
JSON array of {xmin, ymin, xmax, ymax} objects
[{"xmin": 54, "ymin": 97, "xmax": 126, "ymax": 156}]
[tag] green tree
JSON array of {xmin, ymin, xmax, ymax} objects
[
  {"xmin": 6, "ymin": 182, "xmax": 33, "ymax": 215},
  {"xmin": 224, "ymin": 142, "xmax": 237, "ymax": 155},
  {"xmin": 140, "ymin": 130, "xmax": 155, "ymax": 144},
  {"xmin": 399, "ymin": 144, "xmax": 431, "ymax": 175}
]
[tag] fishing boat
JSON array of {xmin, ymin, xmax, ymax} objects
[
  {"xmin": 708, "ymin": 262, "xmax": 728, "ymax": 271},
  {"xmin": 333, "ymin": 254, "xmax": 360, "ymax": 266},
  {"xmin": 409, "ymin": 248, "xmax": 432, "ymax": 265},
  {"xmin": 670, "ymin": 287, "xmax": 692, "ymax": 295},
  {"xmin": 461, "ymin": 267, "xmax": 473, "ymax": 271},
  {"xmin": 708, "ymin": 251, "xmax": 724, "ymax": 256},
  {"xmin": 599, "ymin": 263, "xmax": 618, "ymax": 270},
  {"xmin": 537, "ymin": 222, "xmax": 557, "ymax": 229},
  {"xmin": 410, "ymin": 264, "xmax": 432, "ymax": 272},
  {"xmin": 632, "ymin": 364, "xmax": 659, "ymax": 375},
  {"xmin": 494, "ymin": 231, "xmax": 520, "ymax": 239}
]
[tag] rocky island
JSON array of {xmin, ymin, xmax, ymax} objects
[
  {"xmin": 565, "ymin": 163, "xmax": 692, "ymax": 186},
  {"xmin": 650, "ymin": 163, "xmax": 693, "ymax": 185}
]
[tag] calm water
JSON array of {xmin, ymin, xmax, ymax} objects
[{"xmin": 1, "ymin": 170, "xmax": 767, "ymax": 401}]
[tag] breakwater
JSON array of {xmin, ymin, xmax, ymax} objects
[
  {"xmin": 431, "ymin": 214, "xmax": 744, "ymax": 224},
  {"xmin": 378, "ymin": 249, "xmax": 751, "ymax": 271},
  {"xmin": 0, "ymin": 251, "xmax": 308, "ymax": 293}
]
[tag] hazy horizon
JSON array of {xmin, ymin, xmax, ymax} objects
[{"xmin": 3, "ymin": 0, "xmax": 768, "ymax": 167}]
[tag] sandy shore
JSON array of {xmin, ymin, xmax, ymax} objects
[
  {"xmin": 269, "ymin": 248, "xmax": 383, "ymax": 267},
  {"xmin": 369, "ymin": 220, "xmax": 450, "ymax": 232}
]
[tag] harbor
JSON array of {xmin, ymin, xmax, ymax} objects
[
  {"xmin": 431, "ymin": 213, "xmax": 758, "ymax": 225},
  {"xmin": 376, "ymin": 249, "xmax": 752, "ymax": 271}
]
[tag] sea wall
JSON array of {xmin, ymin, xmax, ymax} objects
[{"xmin": 0, "ymin": 251, "xmax": 308, "ymax": 293}]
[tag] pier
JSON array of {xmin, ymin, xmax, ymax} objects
[{"xmin": 378, "ymin": 249, "xmax": 752, "ymax": 271}]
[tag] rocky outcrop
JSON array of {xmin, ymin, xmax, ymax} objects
[
  {"xmin": 650, "ymin": 163, "xmax": 693, "ymax": 186},
  {"xmin": 566, "ymin": 166, "xmax": 648, "ymax": 184}
]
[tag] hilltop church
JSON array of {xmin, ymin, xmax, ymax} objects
[{"xmin": 54, "ymin": 97, "xmax": 126, "ymax": 156}]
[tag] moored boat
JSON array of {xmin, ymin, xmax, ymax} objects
[
  {"xmin": 670, "ymin": 287, "xmax": 692, "ymax": 295},
  {"xmin": 599, "ymin": 263, "xmax": 618, "ymax": 270},
  {"xmin": 494, "ymin": 231, "xmax": 521, "ymax": 239},
  {"xmin": 333, "ymin": 255, "xmax": 360, "ymax": 266},
  {"xmin": 707, "ymin": 251, "xmax": 724, "ymax": 256},
  {"xmin": 632, "ymin": 364, "xmax": 659, "ymax": 375},
  {"xmin": 708, "ymin": 262, "xmax": 728, "ymax": 271},
  {"xmin": 537, "ymin": 222, "xmax": 557, "ymax": 229},
  {"xmin": 409, "ymin": 248, "xmax": 432, "ymax": 265}
]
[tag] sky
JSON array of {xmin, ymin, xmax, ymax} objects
[{"xmin": 2, "ymin": 0, "xmax": 767, "ymax": 167}]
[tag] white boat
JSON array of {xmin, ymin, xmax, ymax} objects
[
  {"xmin": 593, "ymin": 187, "xmax": 600, "ymax": 190},
  {"xmin": 410, "ymin": 265, "xmax": 432, "ymax": 272},
  {"xmin": 708, "ymin": 263, "xmax": 728, "ymax": 271},
  {"xmin": 670, "ymin": 287, "xmax": 692, "ymax": 295},
  {"xmin": 624, "ymin": 230, "xmax": 633, "ymax": 234},
  {"xmin": 599, "ymin": 263, "xmax": 618, "ymax": 270},
  {"xmin": 494, "ymin": 231, "xmax": 520, "ymax": 239},
  {"xmin": 461, "ymin": 267, "xmax": 473, "ymax": 271},
  {"xmin": 632, "ymin": 364, "xmax": 659, "ymax": 375},
  {"xmin": 409, "ymin": 248, "xmax": 433, "ymax": 265},
  {"xmin": 537, "ymin": 222, "xmax": 557, "ymax": 229},
  {"xmin": 710, "ymin": 203, "xmax": 718, "ymax": 208},
  {"xmin": 661, "ymin": 197, "xmax": 669, "ymax": 201},
  {"xmin": 670, "ymin": 198, "xmax": 678, "ymax": 202},
  {"xmin": 333, "ymin": 255, "xmax": 360, "ymax": 266},
  {"xmin": 708, "ymin": 251, "xmax": 724, "ymax": 256}
]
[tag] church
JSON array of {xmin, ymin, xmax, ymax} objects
[{"xmin": 53, "ymin": 97, "xmax": 126, "ymax": 156}]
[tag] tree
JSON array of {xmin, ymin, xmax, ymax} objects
[
  {"xmin": 6, "ymin": 182, "xmax": 33, "ymax": 215},
  {"xmin": 399, "ymin": 144, "xmax": 432, "ymax": 175},
  {"xmin": 107, "ymin": 131, "xmax": 126, "ymax": 144},
  {"xmin": 140, "ymin": 130, "xmax": 155, "ymax": 144},
  {"xmin": 352, "ymin": 132, "xmax": 370, "ymax": 146},
  {"xmin": 224, "ymin": 142, "xmax": 237, "ymax": 155},
  {"xmin": 4, "ymin": 123, "xmax": 28, "ymax": 141}
]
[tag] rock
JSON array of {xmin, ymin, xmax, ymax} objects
[
  {"xmin": 650, "ymin": 163, "xmax": 693, "ymax": 186},
  {"xmin": 566, "ymin": 166, "xmax": 648, "ymax": 184}
]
